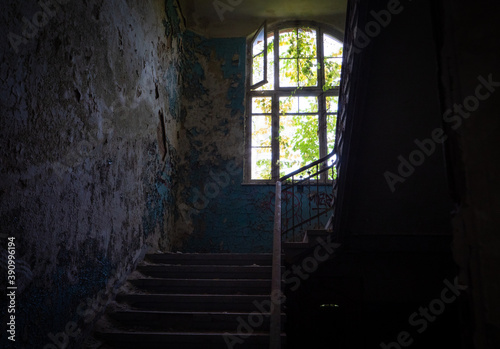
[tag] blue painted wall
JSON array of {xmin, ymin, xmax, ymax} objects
[
  {"xmin": 174, "ymin": 31, "xmax": 275, "ymax": 252},
  {"xmin": 175, "ymin": 31, "xmax": 333, "ymax": 252}
]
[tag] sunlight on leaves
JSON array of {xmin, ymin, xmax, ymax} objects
[{"xmin": 250, "ymin": 27, "xmax": 343, "ymax": 179}]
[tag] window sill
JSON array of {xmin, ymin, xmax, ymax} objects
[
  {"xmin": 241, "ymin": 181, "xmax": 276, "ymax": 186},
  {"xmin": 242, "ymin": 181, "xmax": 334, "ymax": 186}
]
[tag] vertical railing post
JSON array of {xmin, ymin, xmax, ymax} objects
[
  {"xmin": 316, "ymin": 164, "xmax": 320, "ymax": 227},
  {"xmin": 291, "ymin": 175, "xmax": 295, "ymax": 240},
  {"xmin": 270, "ymin": 181, "xmax": 282, "ymax": 349}
]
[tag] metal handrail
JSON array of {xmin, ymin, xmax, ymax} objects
[
  {"xmin": 280, "ymin": 154, "xmax": 337, "ymax": 239},
  {"xmin": 269, "ymin": 150, "xmax": 338, "ymax": 348},
  {"xmin": 281, "ymin": 163, "xmax": 335, "ymax": 190},
  {"xmin": 279, "ymin": 150, "xmax": 337, "ymax": 182}
]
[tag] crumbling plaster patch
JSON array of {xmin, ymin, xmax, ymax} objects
[{"xmin": 171, "ymin": 31, "xmax": 276, "ymax": 252}]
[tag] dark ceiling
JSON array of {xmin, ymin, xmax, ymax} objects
[{"xmin": 178, "ymin": 0, "xmax": 348, "ymax": 38}]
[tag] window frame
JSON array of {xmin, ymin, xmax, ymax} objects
[
  {"xmin": 244, "ymin": 21, "xmax": 344, "ymax": 184},
  {"xmin": 250, "ymin": 21, "xmax": 268, "ymax": 90}
]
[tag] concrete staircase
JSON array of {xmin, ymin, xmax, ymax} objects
[{"xmin": 94, "ymin": 253, "xmax": 285, "ymax": 349}]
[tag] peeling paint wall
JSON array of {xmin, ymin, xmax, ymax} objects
[
  {"xmin": 174, "ymin": 31, "xmax": 277, "ymax": 253},
  {"xmin": 0, "ymin": 0, "xmax": 182, "ymax": 347},
  {"xmin": 172, "ymin": 30, "xmax": 337, "ymax": 253}
]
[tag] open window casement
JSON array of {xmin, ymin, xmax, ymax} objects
[
  {"xmin": 250, "ymin": 21, "xmax": 268, "ymax": 89},
  {"xmin": 245, "ymin": 21, "xmax": 344, "ymax": 183}
]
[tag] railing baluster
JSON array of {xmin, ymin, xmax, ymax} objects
[
  {"xmin": 308, "ymin": 171, "xmax": 311, "ymax": 235},
  {"xmin": 292, "ymin": 175, "xmax": 295, "ymax": 241},
  {"xmin": 278, "ymin": 150, "xmax": 339, "ymax": 240},
  {"xmin": 284, "ymin": 188, "xmax": 287, "ymax": 240},
  {"xmin": 331, "ymin": 159, "xmax": 334, "ymax": 181},
  {"xmin": 271, "ymin": 181, "xmax": 281, "ymax": 349},
  {"xmin": 316, "ymin": 164, "xmax": 319, "ymax": 228}
]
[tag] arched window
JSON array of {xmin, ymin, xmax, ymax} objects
[{"xmin": 245, "ymin": 21, "xmax": 343, "ymax": 182}]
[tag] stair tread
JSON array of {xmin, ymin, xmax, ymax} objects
[
  {"xmin": 131, "ymin": 277, "xmax": 272, "ymax": 281},
  {"xmin": 98, "ymin": 330, "xmax": 284, "ymax": 335},
  {"xmin": 145, "ymin": 253, "xmax": 276, "ymax": 266},
  {"xmin": 127, "ymin": 278, "xmax": 273, "ymax": 294},
  {"xmin": 140, "ymin": 263, "xmax": 274, "ymax": 266},
  {"xmin": 112, "ymin": 309, "xmax": 285, "ymax": 315},
  {"xmin": 118, "ymin": 293, "xmax": 270, "ymax": 297},
  {"xmin": 147, "ymin": 253, "xmax": 273, "ymax": 256},
  {"xmin": 117, "ymin": 294, "xmax": 272, "ymax": 301},
  {"xmin": 95, "ymin": 253, "xmax": 286, "ymax": 348}
]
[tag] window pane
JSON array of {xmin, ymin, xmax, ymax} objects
[
  {"xmin": 252, "ymin": 97, "xmax": 272, "ymax": 114},
  {"xmin": 327, "ymin": 113, "xmax": 338, "ymax": 180},
  {"xmin": 323, "ymin": 33, "xmax": 343, "ymax": 58},
  {"xmin": 324, "ymin": 58, "xmax": 342, "ymax": 87},
  {"xmin": 252, "ymin": 114, "xmax": 272, "ymax": 147},
  {"xmin": 250, "ymin": 22, "xmax": 267, "ymax": 89},
  {"xmin": 298, "ymin": 28, "xmax": 317, "ymax": 58},
  {"xmin": 280, "ymin": 96, "xmax": 318, "ymax": 114},
  {"xmin": 299, "ymin": 96, "xmax": 318, "ymax": 113},
  {"xmin": 298, "ymin": 59, "xmax": 318, "ymax": 87},
  {"xmin": 252, "ymin": 147, "xmax": 272, "ymax": 180},
  {"xmin": 326, "ymin": 96, "xmax": 339, "ymax": 113},
  {"xmin": 253, "ymin": 27, "xmax": 265, "ymax": 56},
  {"xmin": 279, "ymin": 28, "xmax": 297, "ymax": 58},
  {"xmin": 328, "ymin": 154, "xmax": 338, "ymax": 180},
  {"xmin": 255, "ymin": 34, "xmax": 275, "ymax": 91},
  {"xmin": 327, "ymin": 95, "xmax": 339, "ymax": 179},
  {"xmin": 279, "ymin": 114, "xmax": 319, "ymax": 177},
  {"xmin": 327, "ymin": 114, "xmax": 337, "ymax": 153},
  {"xmin": 252, "ymin": 52, "xmax": 265, "ymax": 86},
  {"xmin": 279, "ymin": 59, "xmax": 299, "ymax": 87},
  {"xmin": 279, "ymin": 96, "xmax": 298, "ymax": 114}
]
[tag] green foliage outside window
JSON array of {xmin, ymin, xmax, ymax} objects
[{"xmin": 251, "ymin": 27, "xmax": 342, "ymax": 180}]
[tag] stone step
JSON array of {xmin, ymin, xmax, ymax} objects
[
  {"xmin": 108, "ymin": 310, "xmax": 285, "ymax": 332},
  {"xmin": 129, "ymin": 278, "xmax": 271, "ymax": 295},
  {"xmin": 116, "ymin": 294, "xmax": 272, "ymax": 312},
  {"xmin": 145, "ymin": 253, "xmax": 273, "ymax": 266},
  {"xmin": 137, "ymin": 264, "xmax": 276, "ymax": 279},
  {"xmin": 94, "ymin": 253, "xmax": 287, "ymax": 348},
  {"xmin": 95, "ymin": 331, "xmax": 286, "ymax": 349}
]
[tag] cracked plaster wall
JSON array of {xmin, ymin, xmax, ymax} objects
[
  {"xmin": 174, "ymin": 31, "xmax": 276, "ymax": 253},
  {"xmin": 0, "ymin": 0, "xmax": 182, "ymax": 347}
]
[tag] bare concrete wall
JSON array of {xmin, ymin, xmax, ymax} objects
[{"xmin": 0, "ymin": 0, "xmax": 182, "ymax": 347}]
